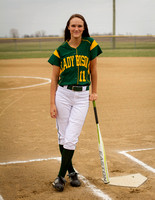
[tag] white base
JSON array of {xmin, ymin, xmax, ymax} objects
[{"xmin": 107, "ymin": 173, "xmax": 147, "ymax": 188}]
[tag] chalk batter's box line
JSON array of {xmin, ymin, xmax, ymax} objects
[
  {"xmin": 0, "ymin": 157, "xmax": 112, "ymax": 200},
  {"xmin": 0, "ymin": 195, "xmax": 4, "ymax": 200},
  {"xmin": 119, "ymin": 148, "xmax": 155, "ymax": 173}
]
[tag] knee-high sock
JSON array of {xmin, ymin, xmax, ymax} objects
[
  {"xmin": 58, "ymin": 147, "xmax": 74, "ymax": 178},
  {"xmin": 59, "ymin": 145, "xmax": 75, "ymax": 174}
]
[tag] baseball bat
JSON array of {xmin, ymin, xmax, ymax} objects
[{"xmin": 92, "ymin": 100, "xmax": 110, "ymax": 184}]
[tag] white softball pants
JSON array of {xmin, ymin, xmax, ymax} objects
[{"xmin": 55, "ymin": 86, "xmax": 89, "ymax": 150}]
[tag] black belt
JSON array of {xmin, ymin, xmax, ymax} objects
[{"xmin": 61, "ymin": 85, "xmax": 89, "ymax": 92}]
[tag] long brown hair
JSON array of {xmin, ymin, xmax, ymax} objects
[{"xmin": 64, "ymin": 14, "xmax": 90, "ymax": 41}]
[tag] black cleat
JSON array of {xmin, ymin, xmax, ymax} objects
[
  {"xmin": 68, "ymin": 172, "xmax": 81, "ymax": 187},
  {"xmin": 52, "ymin": 176, "xmax": 66, "ymax": 192}
]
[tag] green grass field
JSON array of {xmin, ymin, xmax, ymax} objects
[
  {"xmin": 0, "ymin": 38, "xmax": 155, "ymax": 59},
  {"xmin": 0, "ymin": 49, "xmax": 155, "ymax": 59}
]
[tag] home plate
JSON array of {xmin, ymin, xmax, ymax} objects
[{"xmin": 109, "ymin": 173, "xmax": 147, "ymax": 187}]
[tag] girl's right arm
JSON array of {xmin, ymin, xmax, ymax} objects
[{"xmin": 50, "ymin": 65, "xmax": 60, "ymax": 118}]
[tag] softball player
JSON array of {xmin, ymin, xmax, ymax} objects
[{"xmin": 48, "ymin": 14, "xmax": 102, "ymax": 192}]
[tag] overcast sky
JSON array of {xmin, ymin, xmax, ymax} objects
[{"xmin": 0, "ymin": 0, "xmax": 155, "ymax": 37}]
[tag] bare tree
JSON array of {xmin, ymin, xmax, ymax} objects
[
  {"xmin": 40, "ymin": 30, "xmax": 46, "ymax": 37},
  {"xmin": 35, "ymin": 30, "xmax": 46, "ymax": 37},
  {"xmin": 35, "ymin": 31, "xmax": 41, "ymax": 37},
  {"xmin": 10, "ymin": 28, "xmax": 19, "ymax": 38}
]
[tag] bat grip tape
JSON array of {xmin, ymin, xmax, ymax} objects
[{"xmin": 93, "ymin": 101, "xmax": 99, "ymax": 124}]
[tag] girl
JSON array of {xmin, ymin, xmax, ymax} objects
[{"xmin": 48, "ymin": 14, "xmax": 102, "ymax": 191}]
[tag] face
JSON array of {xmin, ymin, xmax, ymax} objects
[{"xmin": 68, "ymin": 17, "xmax": 84, "ymax": 39}]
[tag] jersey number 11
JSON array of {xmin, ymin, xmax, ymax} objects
[{"xmin": 79, "ymin": 71, "xmax": 86, "ymax": 82}]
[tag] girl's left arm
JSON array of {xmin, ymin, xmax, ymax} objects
[{"xmin": 89, "ymin": 57, "xmax": 98, "ymax": 101}]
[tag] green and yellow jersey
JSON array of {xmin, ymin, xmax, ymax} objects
[{"xmin": 48, "ymin": 37, "xmax": 102, "ymax": 86}]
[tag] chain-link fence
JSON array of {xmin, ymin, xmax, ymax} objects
[{"xmin": 0, "ymin": 36, "xmax": 154, "ymax": 52}]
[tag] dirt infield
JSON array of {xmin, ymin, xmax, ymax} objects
[{"xmin": 0, "ymin": 57, "xmax": 155, "ymax": 200}]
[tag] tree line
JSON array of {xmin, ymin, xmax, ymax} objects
[{"xmin": 9, "ymin": 28, "xmax": 59, "ymax": 38}]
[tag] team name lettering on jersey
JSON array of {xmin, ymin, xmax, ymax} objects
[
  {"xmin": 75, "ymin": 55, "xmax": 88, "ymax": 68},
  {"xmin": 61, "ymin": 55, "xmax": 88, "ymax": 71}
]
